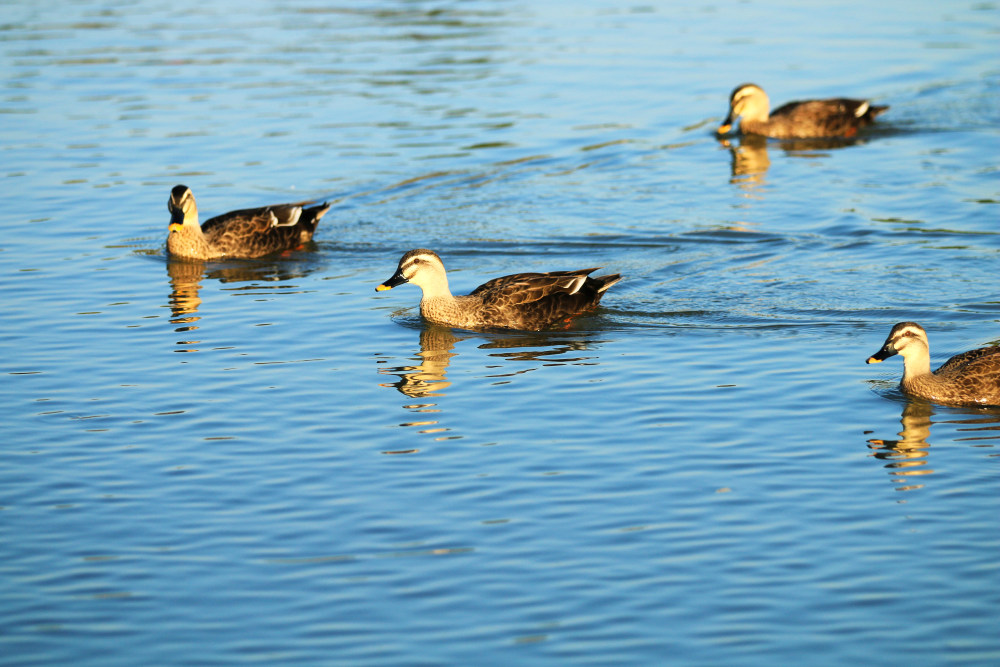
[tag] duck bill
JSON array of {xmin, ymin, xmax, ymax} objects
[
  {"xmin": 376, "ymin": 270, "xmax": 408, "ymax": 292},
  {"xmin": 717, "ymin": 113, "xmax": 735, "ymax": 135},
  {"xmin": 168, "ymin": 207, "xmax": 186, "ymax": 232},
  {"xmin": 866, "ymin": 346, "xmax": 895, "ymax": 364}
]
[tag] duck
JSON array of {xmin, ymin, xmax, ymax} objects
[
  {"xmin": 718, "ymin": 83, "xmax": 888, "ymax": 139},
  {"xmin": 375, "ymin": 249, "xmax": 622, "ymax": 331},
  {"xmin": 867, "ymin": 322, "xmax": 1000, "ymax": 407},
  {"xmin": 166, "ymin": 184, "xmax": 330, "ymax": 260}
]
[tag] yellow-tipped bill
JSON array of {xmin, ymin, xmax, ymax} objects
[{"xmin": 375, "ymin": 269, "xmax": 408, "ymax": 293}]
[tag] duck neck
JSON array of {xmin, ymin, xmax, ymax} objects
[
  {"xmin": 739, "ymin": 118, "xmax": 770, "ymax": 136},
  {"xmin": 416, "ymin": 270, "xmax": 454, "ymax": 302},
  {"xmin": 899, "ymin": 343, "xmax": 933, "ymax": 382},
  {"xmin": 416, "ymin": 273, "xmax": 470, "ymax": 326}
]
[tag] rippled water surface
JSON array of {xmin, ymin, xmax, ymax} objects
[{"xmin": 3, "ymin": 1, "xmax": 999, "ymax": 665}]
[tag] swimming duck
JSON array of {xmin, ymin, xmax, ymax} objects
[
  {"xmin": 867, "ymin": 322, "xmax": 1000, "ymax": 407},
  {"xmin": 718, "ymin": 83, "xmax": 888, "ymax": 139},
  {"xmin": 166, "ymin": 185, "xmax": 330, "ymax": 260},
  {"xmin": 375, "ymin": 249, "xmax": 622, "ymax": 331}
]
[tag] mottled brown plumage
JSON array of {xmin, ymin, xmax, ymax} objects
[
  {"xmin": 718, "ymin": 83, "xmax": 888, "ymax": 139},
  {"xmin": 867, "ymin": 322, "xmax": 1000, "ymax": 407},
  {"xmin": 166, "ymin": 184, "xmax": 330, "ymax": 260},
  {"xmin": 376, "ymin": 249, "xmax": 622, "ymax": 331}
]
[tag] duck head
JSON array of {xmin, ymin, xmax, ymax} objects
[
  {"xmin": 719, "ymin": 83, "xmax": 770, "ymax": 134},
  {"xmin": 867, "ymin": 322, "xmax": 929, "ymax": 364},
  {"xmin": 377, "ymin": 249, "xmax": 451, "ymax": 298},
  {"xmin": 167, "ymin": 185, "xmax": 199, "ymax": 232}
]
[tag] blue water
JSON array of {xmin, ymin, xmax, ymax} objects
[{"xmin": 2, "ymin": 1, "xmax": 999, "ymax": 665}]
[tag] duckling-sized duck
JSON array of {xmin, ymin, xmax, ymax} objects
[
  {"xmin": 166, "ymin": 185, "xmax": 330, "ymax": 260},
  {"xmin": 376, "ymin": 249, "xmax": 622, "ymax": 331},
  {"xmin": 718, "ymin": 83, "xmax": 888, "ymax": 139},
  {"xmin": 867, "ymin": 322, "xmax": 1000, "ymax": 407}
]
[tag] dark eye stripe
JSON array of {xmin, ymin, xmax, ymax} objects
[
  {"xmin": 403, "ymin": 255, "xmax": 434, "ymax": 269},
  {"xmin": 400, "ymin": 256, "xmax": 433, "ymax": 277}
]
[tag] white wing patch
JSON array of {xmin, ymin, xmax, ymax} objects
[{"xmin": 270, "ymin": 207, "xmax": 302, "ymax": 227}]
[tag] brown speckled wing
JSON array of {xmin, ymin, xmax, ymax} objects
[
  {"xmin": 471, "ymin": 270, "xmax": 599, "ymax": 305},
  {"xmin": 497, "ymin": 292, "xmax": 593, "ymax": 329},
  {"xmin": 473, "ymin": 270, "xmax": 618, "ymax": 330},
  {"xmin": 930, "ymin": 346, "xmax": 1000, "ymax": 405},
  {"xmin": 936, "ymin": 346, "xmax": 1000, "ymax": 374},
  {"xmin": 200, "ymin": 202, "xmax": 328, "ymax": 259},
  {"xmin": 770, "ymin": 99, "xmax": 887, "ymax": 139}
]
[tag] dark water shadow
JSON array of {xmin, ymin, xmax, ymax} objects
[
  {"xmin": 164, "ymin": 253, "xmax": 324, "ymax": 352},
  {"xmin": 718, "ymin": 133, "xmax": 882, "ymax": 193},
  {"xmin": 375, "ymin": 324, "xmax": 609, "ymax": 454},
  {"xmin": 866, "ymin": 398, "xmax": 1000, "ymax": 493}
]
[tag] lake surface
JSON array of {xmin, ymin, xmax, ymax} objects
[{"xmin": 2, "ymin": 1, "xmax": 999, "ymax": 665}]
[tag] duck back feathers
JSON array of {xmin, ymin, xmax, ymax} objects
[
  {"xmin": 766, "ymin": 97, "xmax": 888, "ymax": 139},
  {"xmin": 469, "ymin": 268, "xmax": 622, "ymax": 329}
]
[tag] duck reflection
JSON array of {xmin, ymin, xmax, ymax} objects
[
  {"xmin": 165, "ymin": 256, "xmax": 320, "ymax": 352},
  {"xmin": 721, "ymin": 134, "xmax": 770, "ymax": 190},
  {"xmin": 867, "ymin": 400, "xmax": 1000, "ymax": 492},
  {"xmin": 166, "ymin": 258, "xmax": 205, "ymax": 326},
  {"xmin": 380, "ymin": 326, "xmax": 461, "ymax": 399},
  {"xmin": 376, "ymin": 326, "xmax": 605, "ymax": 452},
  {"xmin": 721, "ymin": 134, "xmax": 869, "ymax": 192},
  {"xmin": 867, "ymin": 400, "xmax": 935, "ymax": 492},
  {"xmin": 379, "ymin": 326, "xmax": 605, "ymax": 397}
]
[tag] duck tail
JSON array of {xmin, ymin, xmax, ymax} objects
[
  {"xmin": 300, "ymin": 201, "xmax": 331, "ymax": 233},
  {"xmin": 868, "ymin": 104, "xmax": 889, "ymax": 119},
  {"xmin": 593, "ymin": 273, "xmax": 623, "ymax": 294}
]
